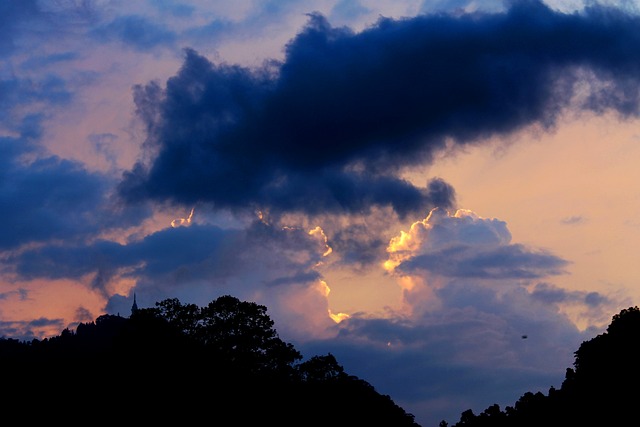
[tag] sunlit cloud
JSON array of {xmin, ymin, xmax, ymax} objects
[
  {"xmin": 171, "ymin": 207, "xmax": 194, "ymax": 228},
  {"xmin": 385, "ymin": 207, "xmax": 562, "ymax": 279},
  {"xmin": 318, "ymin": 279, "xmax": 350, "ymax": 323},
  {"xmin": 309, "ymin": 226, "xmax": 333, "ymax": 257},
  {"xmin": 384, "ymin": 207, "xmax": 515, "ymax": 300}
]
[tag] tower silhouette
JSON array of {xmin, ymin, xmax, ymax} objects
[{"xmin": 131, "ymin": 293, "xmax": 139, "ymax": 316}]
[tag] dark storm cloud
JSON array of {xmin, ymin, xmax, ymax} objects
[
  {"xmin": 119, "ymin": 0, "xmax": 640, "ymax": 217},
  {"xmin": 398, "ymin": 243, "xmax": 569, "ymax": 279},
  {"xmin": 260, "ymin": 173, "xmax": 455, "ymax": 217},
  {"xmin": 90, "ymin": 15, "xmax": 177, "ymax": 50}
]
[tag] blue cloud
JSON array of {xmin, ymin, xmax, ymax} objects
[
  {"xmin": 91, "ymin": 15, "xmax": 177, "ymax": 50},
  {"xmin": 119, "ymin": 1, "xmax": 640, "ymax": 218},
  {"xmin": 0, "ymin": 0, "xmax": 41, "ymax": 55},
  {"xmin": 0, "ymin": 113, "xmax": 148, "ymax": 251},
  {"xmin": 399, "ymin": 244, "xmax": 569, "ymax": 279}
]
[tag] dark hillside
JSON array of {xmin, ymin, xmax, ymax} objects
[
  {"xmin": 446, "ymin": 306, "xmax": 640, "ymax": 427},
  {"xmin": 0, "ymin": 295, "xmax": 419, "ymax": 426},
  {"xmin": 4, "ymin": 298, "xmax": 638, "ymax": 426}
]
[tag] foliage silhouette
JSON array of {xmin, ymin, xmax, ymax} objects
[
  {"xmin": 0, "ymin": 295, "xmax": 419, "ymax": 426},
  {"xmin": 445, "ymin": 306, "xmax": 640, "ymax": 427}
]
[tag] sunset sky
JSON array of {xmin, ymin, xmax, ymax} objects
[{"xmin": 3, "ymin": 0, "xmax": 640, "ymax": 425}]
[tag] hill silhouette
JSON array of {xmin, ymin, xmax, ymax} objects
[
  {"xmin": 0, "ymin": 295, "xmax": 419, "ymax": 426},
  {"xmin": 444, "ymin": 306, "xmax": 640, "ymax": 427},
  {"xmin": 2, "ymin": 298, "xmax": 639, "ymax": 426}
]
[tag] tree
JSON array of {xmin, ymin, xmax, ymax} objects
[
  {"xmin": 297, "ymin": 353, "xmax": 347, "ymax": 382},
  {"xmin": 449, "ymin": 305, "xmax": 640, "ymax": 427},
  {"xmin": 185, "ymin": 295, "xmax": 303, "ymax": 375},
  {"xmin": 0, "ymin": 294, "xmax": 421, "ymax": 426},
  {"xmin": 154, "ymin": 297, "xmax": 201, "ymax": 336}
]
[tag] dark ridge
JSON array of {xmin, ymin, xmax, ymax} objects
[
  {"xmin": 0, "ymin": 295, "xmax": 419, "ymax": 426},
  {"xmin": 442, "ymin": 306, "xmax": 640, "ymax": 427}
]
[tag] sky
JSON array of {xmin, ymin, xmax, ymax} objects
[{"xmin": 2, "ymin": 0, "xmax": 640, "ymax": 425}]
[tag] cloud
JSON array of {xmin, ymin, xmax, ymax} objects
[
  {"xmin": 560, "ymin": 215, "xmax": 586, "ymax": 225},
  {"xmin": 89, "ymin": 133, "xmax": 120, "ymax": 171},
  {"xmin": 0, "ymin": 0, "xmax": 41, "ymax": 55},
  {"xmin": 420, "ymin": 0, "xmax": 505, "ymax": 14},
  {"xmin": 0, "ymin": 0, "xmax": 100, "ymax": 60},
  {"xmin": 0, "ymin": 75, "xmax": 72, "ymax": 135},
  {"xmin": 0, "ymin": 32, "xmax": 151, "ymax": 253},
  {"xmin": 400, "ymin": 244, "xmax": 568, "ymax": 279},
  {"xmin": 181, "ymin": 0, "xmax": 314, "ymax": 52},
  {"xmin": 300, "ymin": 279, "xmax": 590, "ymax": 426},
  {"xmin": 11, "ymin": 223, "xmax": 241, "ymax": 285},
  {"xmin": 119, "ymin": 1, "xmax": 640, "ymax": 220},
  {"xmin": 379, "ymin": 205, "xmax": 619, "ymax": 340},
  {"xmin": 10, "ymin": 217, "xmax": 338, "ymax": 340},
  {"xmin": 150, "ymin": 0, "xmax": 195, "ymax": 18},
  {"xmin": 388, "ymin": 208, "xmax": 512, "ymax": 253},
  {"xmin": 0, "ymin": 114, "xmax": 147, "ymax": 250},
  {"xmin": 297, "ymin": 204, "xmax": 613, "ymax": 426},
  {"xmin": 384, "ymin": 207, "xmax": 570, "ymax": 296},
  {"xmin": 0, "ymin": 155, "xmax": 108, "ymax": 249},
  {"xmin": 90, "ymin": 15, "xmax": 178, "ymax": 50},
  {"xmin": 0, "ymin": 317, "xmax": 65, "ymax": 341},
  {"xmin": 330, "ymin": 0, "xmax": 371, "ymax": 22},
  {"xmin": 2, "ymin": 1, "xmax": 638, "ymax": 424}
]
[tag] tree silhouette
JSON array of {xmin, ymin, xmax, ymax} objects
[
  {"xmin": 0, "ymin": 294, "xmax": 419, "ymax": 426},
  {"xmin": 298, "ymin": 353, "xmax": 347, "ymax": 382},
  {"xmin": 154, "ymin": 297, "xmax": 201, "ymax": 336},
  {"xmin": 196, "ymin": 295, "xmax": 302, "ymax": 375},
  {"xmin": 447, "ymin": 306, "xmax": 640, "ymax": 427},
  {"xmin": 4, "ymin": 300, "xmax": 639, "ymax": 426}
]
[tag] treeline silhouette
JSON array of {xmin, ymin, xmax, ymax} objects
[
  {"xmin": 0, "ymin": 295, "xmax": 419, "ymax": 425},
  {"xmin": 443, "ymin": 306, "xmax": 640, "ymax": 427},
  {"xmin": 2, "ymin": 298, "xmax": 639, "ymax": 426}
]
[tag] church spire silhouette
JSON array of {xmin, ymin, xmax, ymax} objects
[{"xmin": 131, "ymin": 292, "xmax": 139, "ymax": 316}]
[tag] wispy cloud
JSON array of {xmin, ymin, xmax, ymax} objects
[
  {"xmin": 561, "ymin": 215, "xmax": 586, "ymax": 225},
  {"xmin": 90, "ymin": 15, "xmax": 178, "ymax": 50}
]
